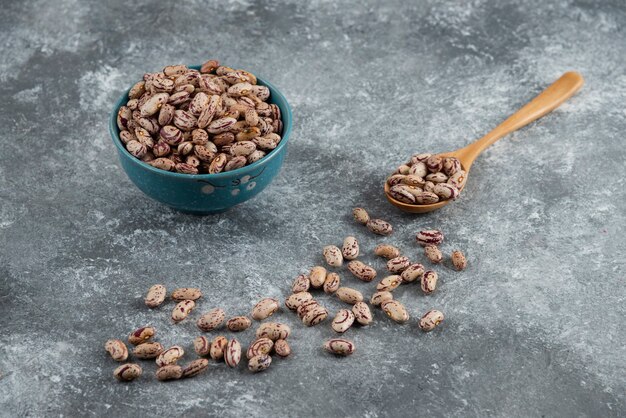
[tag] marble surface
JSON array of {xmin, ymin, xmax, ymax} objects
[{"xmin": 1, "ymin": 0, "xmax": 625, "ymax": 416}]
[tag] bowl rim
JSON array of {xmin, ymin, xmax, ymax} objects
[{"xmin": 109, "ymin": 66, "xmax": 293, "ymax": 180}]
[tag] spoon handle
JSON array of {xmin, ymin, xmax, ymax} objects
[{"xmin": 457, "ymin": 71, "xmax": 584, "ymax": 167}]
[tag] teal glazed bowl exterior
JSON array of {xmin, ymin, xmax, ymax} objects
[{"xmin": 109, "ymin": 66, "xmax": 292, "ymax": 214}]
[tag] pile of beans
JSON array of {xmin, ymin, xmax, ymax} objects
[
  {"xmin": 116, "ymin": 60, "xmax": 283, "ymax": 175},
  {"xmin": 386, "ymin": 154, "xmax": 467, "ymax": 204}
]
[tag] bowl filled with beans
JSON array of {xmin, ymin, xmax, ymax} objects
[{"xmin": 109, "ymin": 60, "xmax": 292, "ymax": 214}]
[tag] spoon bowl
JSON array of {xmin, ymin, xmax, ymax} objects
[
  {"xmin": 384, "ymin": 151, "xmax": 468, "ymax": 213},
  {"xmin": 385, "ymin": 72, "xmax": 584, "ymax": 213}
]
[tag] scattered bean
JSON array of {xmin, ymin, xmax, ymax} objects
[
  {"xmin": 322, "ymin": 246, "xmax": 343, "ymax": 267},
  {"xmin": 172, "ymin": 300, "xmax": 195, "ymax": 322},
  {"xmin": 347, "ymin": 261, "xmax": 377, "ymax": 282},
  {"xmin": 296, "ymin": 300, "xmax": 320, "ymax": 318},
  {"xmin": 145, "ymin": 284, "xmax": 166, "ymax": 308},
  {"xmin": 133, "ymin": 342, "xmax": 164, "ymax": 359},
  {"xmin": 114, "ymin": 363, "xmax": 142, "ymax": 381},
  {"xmin": 210, "ymin": 336, "xmax": 228, "ymax": 361},
  {"xmin": 105, "ymin": 339, "xmax": 128, "ymax": 362},
  {"xmin": 248, "ymin": 354, "xmax": 272, "ymax": 373},
  {"xmin": 323, "ymin": 339, "xmax": 355, "ymax": 356},
  {"xmin": 381, "ymin": 300, "xmax": 409, "ymax": 323},
  {"xmin": 256, "ymin": 322, "xmax": 291, "ymax": 341},
  {"xmin": 352, "ymin": 208, "xmax": 370, "ymax": 225},
  {"xmin": 156, "ymin": 364, "xmax": 183, "ymax": 381},
  {"xmin": 197, "ymin": 308, "xmax": 226, "ymax": 332},
  {"xmin": 336, "ymin": 287, "xmax": 364, "ymax": 305},
  {"xmin": 376, "ymin": 275, "xmax": 402, "ymax": 292},
  {"xmin": 251, "ymin": 298, "xmax": 279, "ymax": 320},
  {"xmin": 182, "ymin": 359, "xmax": 209, "ymax": 378},
  {"xmin": 400, "ymin": 263, "xmax": 425, "ymax": 283},
  {"xmin": 156, "ymin": 345, "xmax": 184, "ymax": 367},
  {"xmin": 374, "ymin": 244, "xmax": 401, "ymax": 259},
  {"xmin": 342, "ymin": 236, "xmax": 359, "ymax": 260},
  {"xmin": 224, "ymin": 339, "xmax": 242, "ymax": 368},
  {"xmin": 291, "ymin": 274, "xmax": 311, "ymax": 293},
  {"xmin": 366, "ymin": 219, "xmax": 393, "ymax": 236},
  {"xmin": 421, "ymin": 270, "xmax": 438, "ymax": 294},
  {"xmin": 451, "ymin": 250, "xmax": 467, "ymax": 270},
  {"xmin": 171, "ymin": 287, "xmax": 203, "ymax": 301},
  {"xmin": 301, "ymin": 303, "xmax": 329, "ymax": 326},
  {"xmin": 387, "ymin": 256, "xmax": 411, "ymax": 273},
  {"xmin": 331, "ymin": 309, "xmax": 355, "ymax": 333},
  {"xmin": 194, "ymin": 336, "xmax": 211, "ymax": 357},
  {"xmin": 274, "ymin": 339, "xmax": 291, "ymax": 357},
  {"xmin": 424, "ymin": 245, "xmax": 443, "ymax": 264},
  {"xmin": 309, "ymin": 266, "xmax": 328, "ymax": 288},
  {"xmin": 419, "ymin": 310, "xmax": 444, "ymax": 331},
  {"xmin": 226, "ymin": 316, "xmax": 252, "ymax": 332},
  {"xmin": 323, "ymin": 272, "xmax": 341, "ymax": 294},
  {"xmin": 285, "ymin": 292, "xmax": 313, "ymax": 310},
  {"xmin": 128, "ymin": 327, "xmax": 155, "ymax": 345},
  {"xmin": 247, "ymin": 338, "xmax": 274, "ymax": 359},
  {"xmin": 416, "ymin": 230, "xmax": 444, "ymax": 247},
  {"xmin": 370, "ymin": 291, "xmax": 393, "ymax": 307},
  {"xmin": 352, "ymin": 302, "xmax": 373, "ymax": 325}
]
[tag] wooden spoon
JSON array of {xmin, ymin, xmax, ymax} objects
[{"xmin": 384, "ymin": 71, "xmax": 585, "ymax": 213}]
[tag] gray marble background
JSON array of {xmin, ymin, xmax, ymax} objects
[{"xmin": 1, "ymin": 0, "xmax": 625, "ymax": 417}]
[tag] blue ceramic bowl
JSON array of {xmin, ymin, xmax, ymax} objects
[{"xmin": 109, "ymin": 66, "xmax": 292, "ymax": 214}]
